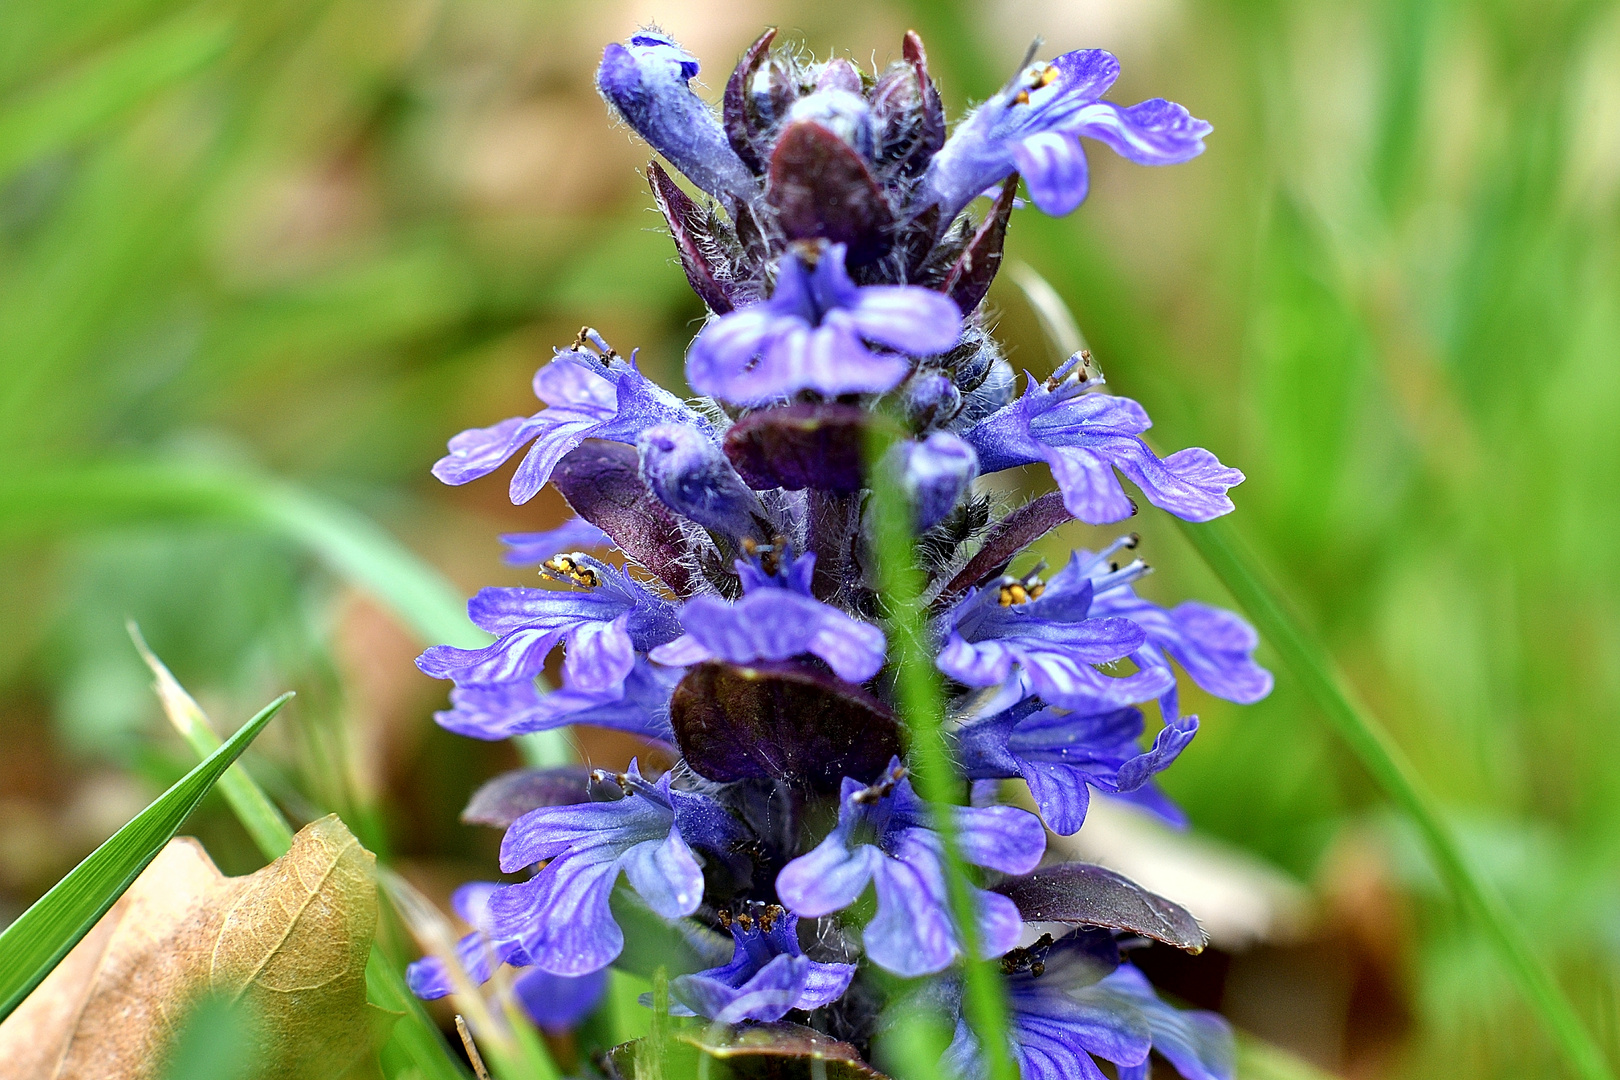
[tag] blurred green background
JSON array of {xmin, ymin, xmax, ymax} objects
[{"xmin": 1, "ymin": 0, "xmax": 1617, "ymax": 1076}]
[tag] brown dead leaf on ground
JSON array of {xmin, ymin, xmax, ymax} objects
[{"xmin": 0, "ymin": 815, "xmax": 387, "ymax": 1080}]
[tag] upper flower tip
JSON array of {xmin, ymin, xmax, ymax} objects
[{"xmin": 686, "ymin": 242, "xmax": 961, "ymax": 404}]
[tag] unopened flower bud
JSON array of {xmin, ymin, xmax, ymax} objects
[
  {"xmin": 894, "ymin": 431, "xmax": 978, "ymax": 531},
  {"xmin": 638, "ymin": 423, "xmax": 763, "ymax": 539}
]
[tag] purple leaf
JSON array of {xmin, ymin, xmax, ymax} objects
[
  {"xmin": 992, "ymin": 862, "xmax": 1207, "ymax": 951},
  {"xmin": 870, "ymin": 30, "xmax": 946, "ymax": 178},
  {"xmin": 723, "ymin": 403, "xmax": 872, "ymax": 492},
  {"xmin": 670, "ymin": 661, "xmax": 901, "ymax": 791},
  {"xmin": 943, "ymin": 174, "xmax": 1018, "ymax": 314},
  {"xmin": 934, "ymin": 491, "xmax": 1073, "ymax": 610},
  {"xmin": 461, "ymin": 765, "xmax": 598, "ymax": 829},
  {"xmin": 648, "ymin": 161, "xmax": 736, "ymax": 314},
  {"xmin": 551, "ymin": 439, "xmax": 702, "ymax": 598},
  {"xmin": 722, "ymin": 27, "xmax": 778, "ymax": 174},
  {"xmin": 767, "ymin": 121, "xmax": 895, "ymax": 266}
]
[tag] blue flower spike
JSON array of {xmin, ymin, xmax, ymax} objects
[{"xmin": 415, "ymin": 25, "xmax": 1257, "ymax": 1078}]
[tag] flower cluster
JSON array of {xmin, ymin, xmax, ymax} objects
[{"xmin": 410, "ymin": 26, "xmax": 1265, "ymax": 1080}]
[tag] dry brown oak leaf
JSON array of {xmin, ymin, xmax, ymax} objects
[{"xmin": 0, "ymin": 814, "xmax": 389, "ymax": 1080}]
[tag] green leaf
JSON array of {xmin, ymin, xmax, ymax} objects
[
  {"xmin": 1176, "ymin": 514, "xmax": 1617, "ymax": 1080},
  {"xmin": 0, "ymin": 690, "xmax": 290, "ymax": 1021}
]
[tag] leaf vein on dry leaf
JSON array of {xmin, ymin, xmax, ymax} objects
[{"xmin": 213, "ymin": 830, "xmax": 361, "ymax": 1001}]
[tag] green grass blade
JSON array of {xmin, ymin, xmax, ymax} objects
[
  {"xmin": 0, "ymin": 690, "xmax": 291, "ymax": 1021},
  {"xmin": 0, "ymin": 13, "xmax": 229, "ymax": 184},
  {"xmin": 1176, "ymin": 515, "xmax": 1616, "ymax": 1080},
  {"xmin": 131, "ymin": 627, "xmax": 471, "ymax": 1080},
  {"xmin": 866, "ymin": 421, "xmax": 1016, "ymax": 1080},
  {"xmin": 365, "ymin": 953, "xmax": 475, "ymax": 1080},
  {"xmin": 638, "ymin": 966, "xmax": 671, "ymax": 1080},
  {"xmin": 131, "ymin": 622, "xmax": 296, "ymax": 857},
  {"xmin": 0, "ymin": 461, "xmax": 480, "ymax": 648}
]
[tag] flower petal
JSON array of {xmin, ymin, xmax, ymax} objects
[
  {"xmin": 1100, "ymin": 443, "xmax": 1244, "ymax": 522},
  {"xmin": 1073, "ymin": 98, "xmax": 1212, "ymax": 166},
  {"xmin": 686, "ymin": 308, "xmax": 798, "ymax": 399},
  {"xmin": 416, "ymin": 628, "xmax": 556, "ymax": 685},
  {"xmin": 1013, "ymin": 132, "xmax": 1090, "ymax": 216},
  {"xmin": 776, "ymin": 830, "xmax": 880, "ymax": 917},
  {"xmin": 864, "ymin": 850, "xmax": 958, "ymax": 976},
  {"xmin": 561, "ymin": 614, "xmax": 637, "ymax": 693},
  {"xmin": 1042, "ymin": 49, "xmax": 1121, "ymax": 108},
  {"xmin": 619, "ymin": 828, "xmax": 705, "ymax": 919},
  {"xmin": 508, "ymin": 413, "xmax": 604, "ymax": 504},
  {"xmin": 500, "ymin": 795, "xmax": 666, "ymax": 872},
  {"xmin": 514, "ymin": 859, "xmax": 626, "ymax": 976},
  {"xmin": 513, "ymin": 966, "xmax": 609, "ymax": 1034},
  {"xmin": 952, "ymin": 803, "xmax": 1046, "ymax": 875},
  {"xmin": 1043, "ymin": 445, "xmax": 1137, "ymax": 523},
  {"xmin": 842, "ymin": 284, "xmax": 964, "ymax": 355},
  {"xmin": 596, "ymin": 36, "xmax": 755, "ymax": 204},
  {"xmin": 796, "ymin": 957, "xmax": 857, "ymax": 1010},
  {"xmin": 937, "ymin": 635, "xmax": 1016, "ymax": 687},
  {"xmin": 677, "ymin": 591, "xmax": 887, "ymax": 683},
  {"xmin": 500, "ymin": 520, "xmax": 612, "ymax": 566},
  {"xmin": 432, "ymin": 415, "xmax": 544, "ymax": 487},
  {"xmin": 532, "ymin": 358, "xmax": 618, "ymax": 414}
]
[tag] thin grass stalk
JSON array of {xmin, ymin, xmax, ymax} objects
[
  {"xmin": 1175, "ymin": 515, "xmax": 1616, "ymax": 1080},
  {"xmin": 383, "ymin": 869, "xmax": 563, "ymax": 1080},
  {"xmin": 639, "ymin": 966, "xmax": 671, "ymax": 1080},
  {"xmin": 866, "ymin": 423, "xmax": 1017, "ymax": 1080},
  {"xmin": 1003, "ymin": 251, "xmax": 1616, "ymax": 1080}
]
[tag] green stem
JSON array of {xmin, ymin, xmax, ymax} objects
[
  {"xmin": 1177, "ymin": 515, "xmax": 1615, "ymax": 1080},
  {"xmin": 640, "ymin": 966, "xmax": 671, "ymax": 1080},
  {"xmin": 866, "ymin": 427, "xmax": 1017, "ymax": 1080}
]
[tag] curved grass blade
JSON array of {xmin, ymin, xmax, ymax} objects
[
  {"xmin": 132, "ymin": 622, "xmax": 296, "ymax": 857},
  {"xmin": 132, "ymin": 627, "xmax": 473, "ymax": 1080},
  {"xmin": 1176, "ymin": 516, "xmax": 1617, "ymax": 1080},
  {"xmin": 0, "ymin": 460, "xmax": 572, "ymax": 767},
  {"xmin": 0, "ymin": 460, "xmax": 475, "ymax": 647},
  {"xmin": 0, "ymin": 691, "xmax": 291, "ymax": 1021}
]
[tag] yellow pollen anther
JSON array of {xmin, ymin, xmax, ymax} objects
[
  {"xmin": 1040, "ymin": 64, "xmax": 1059, "ymax": 87},
  {"xmin": 542, "ymin": 554, "xmax": 598, "ymax": 588},
  {"xmin": 1028, "ymin": 582, "xmax": 1046, "ymax": 599},
  {"xmin": 999, "ymin": 583, "xmax": 1031, "ymax": 606},
  {"xmin": 1015, "ymin": 89, "xmax": 1030, "ymax": 105}
]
